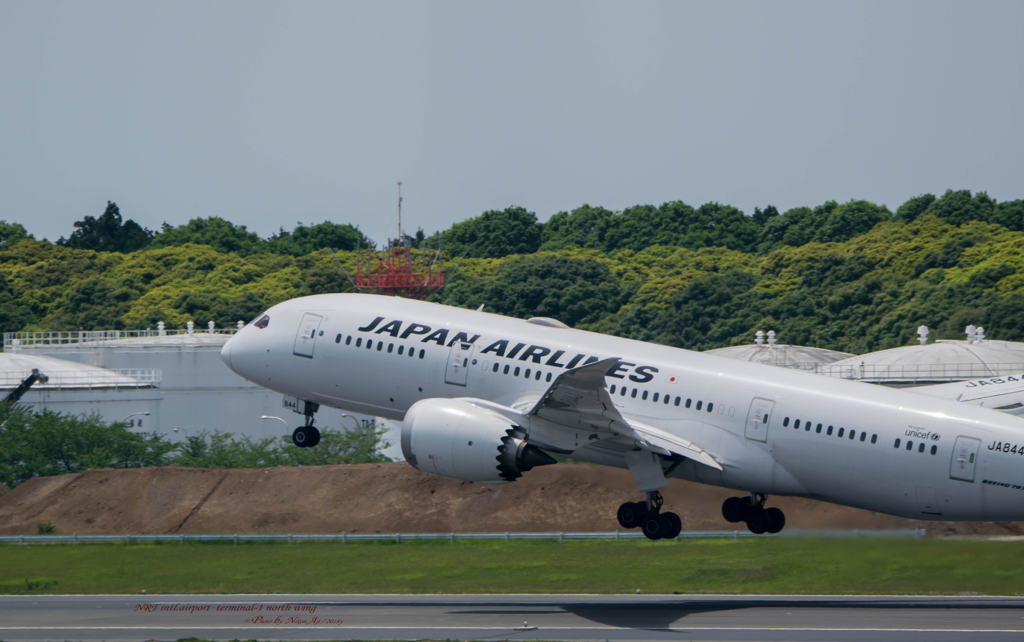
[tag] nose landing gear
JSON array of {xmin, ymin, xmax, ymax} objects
[
  {"xmin": 616, "ymin": 491, "xmax": 683, "ymax": 540},
  {"xmin": 291, "ymin": 401, "xmax": 321, "ymax": 448},
  {"xmin": 722, "ymin": 493, "xmax": 785, "ymax": 534}
]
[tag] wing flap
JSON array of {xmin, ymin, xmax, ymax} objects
[
  {"xmin": 526, "ymin": 357, "xmax": 722, "ymax": 470},
  {"xmin": 630, "ymin": 422, "xmax": 723, "ymax": 471}
]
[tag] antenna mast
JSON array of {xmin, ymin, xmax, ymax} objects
[{"xmin": 351, "ymin": 182, "xmax": 444, "ymax": 300}]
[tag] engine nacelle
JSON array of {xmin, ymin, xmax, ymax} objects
[{"xmin": 401, "ymin": 398, "xmax": 556, "ymax": 483}]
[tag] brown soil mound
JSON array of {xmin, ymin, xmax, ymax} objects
[{"xmin": 0, "ymin": 463, "xmax": 1017, "ymax": 536}]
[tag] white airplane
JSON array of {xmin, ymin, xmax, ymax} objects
[{"xmin": 221, "ymin": 293, "xmax": 1024, "ymax": 539}]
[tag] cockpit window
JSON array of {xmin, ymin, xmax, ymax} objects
[{"xmin": 253, "ymin": 315, "xmax": 270, "ymax": 329}]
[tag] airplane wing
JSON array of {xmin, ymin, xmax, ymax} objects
[
  {"xmin": 907, "ymin": 375, "xmax": 1024, "ymax": 416},
  {"xmin": 525, "ymin": 357, "xmax": 722, "ymax": 470}
]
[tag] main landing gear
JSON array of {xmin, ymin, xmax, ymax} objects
[
  {"xmin": 292, "ymin": 401, "xmax": 321, "ymax": 448},
  {"xmin": 722, "ymin": 493, "xmax": 785, "ymax": 534},
  {"xmin": 616, "ymin": 490, "xmax": 683, "ymax": 540}
]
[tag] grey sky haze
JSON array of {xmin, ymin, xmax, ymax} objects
[{"xmin": 2, "ymin": 1, "xmax": 1022, "ymax": 245}]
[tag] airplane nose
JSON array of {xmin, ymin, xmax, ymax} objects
[{"xmin": 221, "ymin": 335, "xmax": 234, "ymax": 369}]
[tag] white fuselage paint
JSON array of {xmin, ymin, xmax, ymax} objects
[{"xmin": 222, "ymin": 293, "xmax": 1024, "ymax": 522}]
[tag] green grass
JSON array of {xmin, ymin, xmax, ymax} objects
[{"xmin": 1, "ymin": 538, "xmax": 1022, "ymax": 595}]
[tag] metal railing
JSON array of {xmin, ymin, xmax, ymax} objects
[
  {"xmin": 4, "ymin": 329, "xmax": 237, "ymax": 350},
  {"xmin": 0, "ymin": 368, "xmax": 161, "ymax": 389},
  {"xmin": 698, "ymin": 358, "xmax": 1024, "ymax": 382},
  {"xmin": 814, "ymin": 362, "xmax": 1024, "ymax": 383},
  {"xmin": 0, "ymin": 529, "xmax": 926, "ymax": 545}
]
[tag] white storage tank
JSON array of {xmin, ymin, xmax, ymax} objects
[
  {"xmin": 819, "ymin": 325, "xmax": 1024, "ymax": 387},
  {"xmin": 705, "ymin": 330, "xmax": 854, "ymax": 372},
  {"xmin": 0, "ymin": 352, "xmax": 160, "ymax": 431},
  {"xmin": 3, "ymin": 327, "xmax": 384, "ymax": 447}
]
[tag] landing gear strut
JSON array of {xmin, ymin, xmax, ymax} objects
[
  {"xmin": 722, "ymin": 493, "xmax": 785, "ymax": 534},
  {"xmin": 291, "ymin": 401, "xmax": 321, "ymax": 448},
  {"xmin": 616, "ymin": 490, "xmax": 683, "ymax": 540}
]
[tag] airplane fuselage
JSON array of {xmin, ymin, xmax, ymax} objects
[{"xmin": 222, "ymin": 293, "xmax": 1024, "ymax": 522}]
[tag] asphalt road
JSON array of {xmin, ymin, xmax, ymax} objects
[{"xmin": 1, "ymin": 594, "xmax": 1023, "ymax": 642}]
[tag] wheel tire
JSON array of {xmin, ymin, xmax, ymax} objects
[
  {"xmin": 765, "ymin": 507, "xmax": 785, "ymax": 534},
  {"xmin": 721, "ymin": 497, "xmax": 748, "ymax": 523},
  {"xmin": 641, "ymin": 512, "xmax": 667, "ymax": 540},
  {"xmin": 663, "ymin": 512, "xmax": 683, "ymax": 539},
  {"xmin": 616, "ymin": 501, "xmax": 645, "ymax": 529},
  {"xmin": 292, "ymin": 426, "xmax": 310, "ymax": 448},
  {"xmin": 308, "ymin": 427, "xmax": 321, "ymax": 448},
  {"xmin": 746, "ymin": 507, "xmax": 769, "ymax": 535}
]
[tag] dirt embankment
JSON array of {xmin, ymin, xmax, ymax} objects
[{"xmin": 0, "ymin": 463, "xmax": 1018, "ymax": 536}]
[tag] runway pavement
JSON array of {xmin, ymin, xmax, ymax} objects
[{"xmin": 1, "ymin": 594, "xmax": 1023, "ymax": 641}]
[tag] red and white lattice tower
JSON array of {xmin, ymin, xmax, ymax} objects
[{"xmin": 354, "ymin": 183, "xmax": 444, "ymax": 300}]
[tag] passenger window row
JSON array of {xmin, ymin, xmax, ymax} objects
[
  {"xmin": 492, "ymin": 362, "xmax": 554, "ymax": 383},
  {"xmin": 338, "ymin": 334, "xmax": 425, "ymax": 359},
  {"xmin": 783, "ymin": 416, "xmax": 877, "ymax": 444},
  {"xmin": 608, "ymin": 384, "xmax": 713, "ymax": 413},
  {"xmin": 893, "ymin": 438, "xmax": 938, "ymax": 455}
]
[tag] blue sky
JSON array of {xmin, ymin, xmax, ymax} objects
[{"xmin": 2, "ymin": 1, "xmax": 1022, "ymax": 244}]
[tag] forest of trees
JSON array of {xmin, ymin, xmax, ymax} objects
[{"xmin": 1, "ymin": 188, "xmax": 1023, "ymax": 355}]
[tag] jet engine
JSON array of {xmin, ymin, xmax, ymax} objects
[{"xmin": 401, "ymin": 398, "xmax": 556, "ymax": 483}]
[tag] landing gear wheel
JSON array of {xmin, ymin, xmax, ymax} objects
[
  {"xmin": 641, "ymin": 512, "xmax": 670, "ymax": 540},
  {"xmin": 765, "ymin": 507, "xmax": 785, "ymax": 534},
  {"xmin": 292, "ymin": 426, "xmax": 318, "ymax": 448},
  {"xmin": 616, "ymin": 501, "xmax": 646, "ymax": 529},
  {"xmin": 663, "ymin": 512, "xmax": 683, "ymax": 539},
  {"xmin": 722, "ymin": 496, "xmax": 749, "ymax": 523},
  {"xmin": 746, "ymin": 507, "xmax": 769, "ymax": 535}
]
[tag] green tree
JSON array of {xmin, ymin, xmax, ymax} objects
[
  {"xmin": 278, "ymin": 422, "xmax": 392, "ymax": 465},
  {"xmin": 992, "ymin": 199, "xmax": 1024, "ymax": 232},
  {"xmin": 925, "ymin": 189, "xmax": 997, "ymax": 226},
  {"xmin": 58, "ymin": 202, "xmax": 154, "ymax": 253},
  {"xmin": 169, "ymin": 425, "xmax": 392, "ymax": 468},
  {"xmin": 912, "ymin": 236, "xmax": 986, "ymax": 277},
  {"xmin": 0, "ymin": 270, "xmax": 35, "ymax": 334},
  {"xmin": 170, "ymin": 430, "xmax": 282, "ymax": 468},
  {"xmin": 539, "ymin": 204, "xmax": 615, "ymax": 251},
  {"xmin": 0, "ymin": 406, "xmax": 174, "ymax": 488},
  {"xmin": 266, "ymin": 221, "xmax": 368, "ymax": 256},
  {"xmin": 758, "ymin": 205, "xmax": 814, "ymax": 251},
  {"xmin": 440, "ymin": 206, "xmax": 543, "ymax": 259},
  {"xmin": 758, "ymin": 200, "xmax": 889, "ymax": 252},
  {"xmin": 441, "ymin": 253, "xmax": 623, "ymax": 327},
  {"xmin": 657, "ymin": 270, "xmax": 763, "ymax": 350},
  {"xmin": 893, "ymin": 190, "xmax": 1024, "ymax": 230},
  {"xmin": 600, "ymin": 201, "xmax": 759, "ymax": 253},
  {"xmin": 815, "ymin": 199, "xmax": 891, "ymax": 244},
  {"xmin": 751, "ymin": 205, "xmax": 780, "ymax": 226},
  {"xmin": 44, "ymin": 276, "xmax": 141, "ymax": 330},
  {"xmin": 0, "ymin": 221, "xmax": 34, "ymax": 250},
  {"xmin": 148, "ymin": 217, "xmax": 266, "ymax": 256},
  {"xmin": 893, "ymin": 193, "xmax": 937, "ymax": 223}
]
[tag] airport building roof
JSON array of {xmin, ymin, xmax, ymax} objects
[
  {"xmin": 820, "ymin": 339, "xmax": 1024, "ymax": 384},
  {"xmin": 0, "ymin": 353, "xmax": 159, "ymax": 389},
  {"xmin": 705, "ymin": 331, "xmax": 854, "ymax": 371},
  {"xmin": 705, "ymin": 326, "xmax": 1024, "ymax": 386},
  {"xmin": 4, "ymin": 325, "xmax": 237, "ymax": 351},
  {"xmin": 705, "ymin": 344, "xmax": 854, "ymax": 368}
]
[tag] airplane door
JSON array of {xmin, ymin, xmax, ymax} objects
[
  {"xmin": 950, "ymin": 436, "xmax": 981, "ymax": 482},
  {"xmin": 744, "ymin": 398, "xmax": 774, "ymax": 443},
  {"xmin": 293, "ymin": 313, "xmax": 323, "ymax": 358},
  {"xmin": 445, "ymin": 342, "xmax": 474, "ymax": 386}
]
